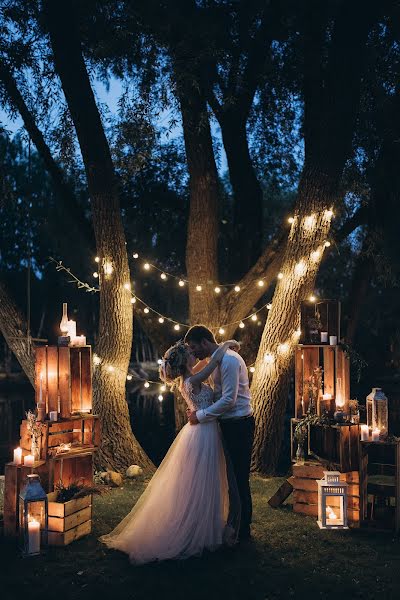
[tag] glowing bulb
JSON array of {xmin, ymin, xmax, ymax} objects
[
  {"xmin": 157, "ymin": 359, "xmax": 162, "ymax": 365},
  {"xmin": 258, "ymin": 280, "xmax": 264, "ymax": 287},
  {"xmin": 251, "ymin": 314, "xmax": 257, "ymax": 322},
  {"xmin": 239, "ymin": 322, "xmax": 245, "ymax": 329},
  {"xmin": 234, "ymin": 285, "xmax": 241, "ymax": 292},
  {"xmin": 144, "ymin": 307, "xmax": 150, "ymax": 314},
  {"xmin": 103, "ymin": 261, "xmax": 113, "ymax": 276},
  {"xmin": 158, "ymin": 394, "xmax": 163, "ymax": 402},
  {"xmin": 178, "ymin": 280, "xmax": 185, "ymax": 287},
  {"xmin": 277, "ymin": 272, "xmax": 283, "ymax": 280},
  {"xmin": 249, "ymin": 366, "xmax": 255, "ymax": 373},
  {"xmin": 131, "ymin": 297, "xmax": 136, "ymax": 304},
  {"xmin": 264, "ymin": 353, "xmax": 274, "ymax": 364},
  {"xmin": 309, "ymin": 295, "xmax": 317, "ymax": 303},
  {"xmin": 144, "ymin": 263, "xmax": 150, "ymax": 270},
  {"xmin": 294, "ymin": 329, "xmax": 301, "ymax": 338},
  {"xmin": 160, "ymin": 385, "xmax": 166, "ymax": 392},
  {"xmin": 214, "ymin": 286, "xmax": 221, "ymax": 294},
  {"xmin": 95, "ymin": 256, "xmax": 100, "ymax": 263},
  {"xmin": 257, "ymin": 321, "xmax": 262, "ymax": 326},
  {"xmin": 126, "ymin": 374, "xmax": 132, "ymax": 381},
  {"xmin": 304, "ymin": 214, "xmax": 316, "ymax": 230},
  {"xmin": 93, "ymin": 272, "xmax": 99, "ymax": 278},
  {"xmin": 160, "ymin": 273, "xmax": 167, "ymax": 280},
  {"xmin": 294, "ymin": 260, "xmax": 307, "ymax": 277},
  {"xmin": 93, "ymin": 354, "xmax": 101, "ymax": 365},
  {"xmin": 174, "ymin": 324, "xmax": 180, "ymax": 331},
  {"xmin": 311, "ymin": 249, "xmax": 321, "ymax": 262},
  {"xmin": 158, "ymin": 317, "xmax": 164, "ymax": 324},
  {"xmin": 288, "ymin": 217, "xmax": 294, "ymax": 224},
  {"xmin": 325, "ymin": 209, "xmax": 334, "ymax": 218},
  {"xmin": 144, "ymin": 381, "xmax": 150, "ymax": 388},
  {"xmin": 107, "ymin": 365, "xmax": 115, "ymax": 372},
  {"xmin": 133, "ymin": 253, "xmax": 139, "ymax": 259},
  {"xmin": 278, "ymin": 343, "xmax": 289, "ymax": 354},
  {"xmin": 267, "ymin": 303, "xmax": 272, "ymax": 310},
  {"xmin": 196, "ymin": 285, "xmax": 202, "ymax": 292},
  {"xmin": 324, "ymin": 241, "xmax": 331, "ymax": 247},
  {"xmin": 124, "ymin": 282, "xmax": 131, "ymax": 290},
  {"xmin": 218, "ymin": 328, "xmax": 225, "ymax": 335}
]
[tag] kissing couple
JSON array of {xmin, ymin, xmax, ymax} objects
[{"xmin": 101, "ymin": 325, "xmax": 255, "ymax": 565}]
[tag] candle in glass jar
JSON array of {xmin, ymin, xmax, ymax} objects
[
  {"xmin": 24, "ymin": 454, "xmax": 34, "ymax": 467},
  {"xmin": 67, "ymin": 320, "xmax": 76, "ymax": 340},
  {"xmin": 360, "ymin": 425, "xmax": 369, "ymax": 441},
  {"xmin": 329, "ymin": 335, "xmax": 337, "ymax": 346},
  {"xmin": 322, "ymin": 393, "xmax": 332, "ymax": 400},
  {"xmin": 72, "ymin": 335, "xmax": 86, "ymax": 347},
  {"xmin": 13, "ymin": 447, "xmax": 22, "ymax": 464},
  {"xmin": 49, "ymin": 411, "xmax": 58, "ymax": 422},
  {"xmin": 321, "ymin": 331, "xmax": 328, "ymax": 343},
  {"xmin": 28, "ymin": 518, "xmax": 41, "ymax": 554},
  {"xmin": 372, "ymin": 428, "xmax": 380, "ymax": 442}
]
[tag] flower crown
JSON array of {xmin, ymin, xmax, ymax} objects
[{"xmin": 159, "ymin": 339, "xmax": 188, "ymax": 382}]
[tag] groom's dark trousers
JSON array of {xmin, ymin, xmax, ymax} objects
[{"xmin": 219, "ymin": 415, "xmax": 255, "ymax": 538}]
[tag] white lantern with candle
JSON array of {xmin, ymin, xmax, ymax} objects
[
  {"xmin": 317, "ymin": 471, "xmax": 348, "ymax": 529},
  {"xmin": 19, "ymin": 474, "xmax": 48, "ymax": 556},
  {"xmin": 366, "ymin": 388, "xmax": 388, "ymax": 440}
]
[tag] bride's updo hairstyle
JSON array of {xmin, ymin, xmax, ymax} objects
[{"xmin": 159, "ymin": 340, "xmax": 189, "ymax": 386}]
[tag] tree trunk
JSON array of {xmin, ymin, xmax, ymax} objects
[
  {"xmin": 0, "ymin": 280, "xmax": 35, "ymax": 384},
  {"xmin": 44, "ymin": 0, "xmax": 153, "ymax": 473},
  {"xmin": 251, "ymin": 0, "xmax": 374, "ymax": 474}
]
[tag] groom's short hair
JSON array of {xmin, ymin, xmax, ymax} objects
[{"xmin": 184, "ymin": 325, "xmax": 216, "ymax": 345}]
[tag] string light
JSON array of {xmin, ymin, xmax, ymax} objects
[
  {"xmin": 277, "ymin": 272, "xmax": 283, "ymax": 280},
  {"xmin": 311, "ymin": 249, "xmax": 321, "ymax": 262},
  {"xmin": 127, "ymin": 374, "xmax": 132, "ymax": 381},
  {"xmin": 258, "ymin": 280, "xmax": 265, "ymax": 287},
  {"xmin": 288, "ymin": 217, "xmax": 294, "ymax": 224},
  {"xmin": 278, "ymin": 343, "xmax": 289, "ymax": 354},
  {"xmin": 95, "ymin": 256, "xmax": 100, "ymax": 263},
  {"xmin": 325, "ymin": 209, "xmax": 334, "ymax": 218},
  {"xmin": 304, "ymin": 214, "xmax": 316, "ymax": 230},
  {"xmin": 267, "ymin": 303, "xmax": 272, "ymax": 310},
  {"xmin": 160, "ymin": 273, "xmax": 167, "ymax": 280},
  {"xmin": 103, "ymin": 261, "xmax": 113, "ymax": 276},
  {"xmin": 93, "ymin": 354, "xmax": 101, "ymax": 366},
  {"xmin": 249, "ymin": 366, "xmax": 255, "ymax": 373},
  {"xmin": 157, "ymin": 359, "xmax": 163, "ymax": 365},
  {"xmin": 133, "ymin": 253, "xmax": 139, "ymax": 259},
  {"xmin": 144, "ymin": 381, "xmax": 150, "ymax": 388},
  {"xmin": 178, "ymin": 280, "xmax": 185, "ymax": 287},
  {"xmin": 124, "ymin": 283, "xmax": 131, "ymax": 290},
  {"xmin": 309, "ymin": 295, "xmax": 317, "ymax": 303},
  {"xmin": 218, "ymin": 328, "xmax": 225, "ymax": 335},
  {"xmin": 234, "ymin": 285, "xmax": 241, "ymax": 292},
  {"xmin": 107, "ymin": 365, "xmax": 115, "ymax": 372},
  {"xmin": 264, "ymin": 353, "xmax": 275, "ymax": 364},
  {"xmin": 324, "ymin": 241, "xmax": 331, "ymax": 248},
  {"xmin": 131, "ymin": 297, "xmax": 136, "ymax": 304},
  {"xmin": 158, "ymin": 395, "xmax": 163, "ymax": 402},
  {"xmin": 160, "ymin": 385, "xmax": 166, "ymax": 392},
  {"xmin": 158, "ymin": 317, "xmax": 164, "ymax": 324},
  {"xmin": 251, "ymin": 314, "xmax": 257, "ymax": 322},
  {"xmin": 174, "ymin": 324, "xmax": 180, "ymax": 331},
  {"xmin": 294, "ymin": 260, "xmax": 307, "ymax": 277},
  {"xmin": 144, "ymin": 307, "xmax": 150, "ymax": 314},
  {"xmin": 93, "ymin": 272, "xmax": 99, "ymax": 278},
  {"xmin": 144, "ymin": 263, "xmax": 150, "ymax": 270},
  {"xmin": 196, "ymin": 285, "xmax": 202, "ymax": 292},
  {"xmin": 239, "ymin": 321, "xmax": 245, "ymax": 329},
  {"xmin": 214, "ymin": 286, "xmax": 221, "ymax": 294}
]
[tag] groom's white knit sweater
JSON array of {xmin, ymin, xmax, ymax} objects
[{"xmin": 196, "ymin": 348, "xmax": 252, "ymax": 423}]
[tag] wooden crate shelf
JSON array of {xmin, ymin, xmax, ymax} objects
[
  {"xmin": 20, "ymin": 415, "xmax": 100, "ymax": 461},
  {"xmin": 47, "ymin": 492, "xmax": 92, "ymax": 546},
  {"xmin": 289, "ymin": 461, "xmax": 360, "ymax": 526},
  {"xmin": 295, "ymin": 344, "xmax": 350, "ymax": 418},
  {"xmin": 49, "ymin": 451, "xmax": 94, "ymax": 491},
  {"xmin": 35, "ymin": 345, "xmax": 92, "ymax": 418}
]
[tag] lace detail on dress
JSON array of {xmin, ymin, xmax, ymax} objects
[{"xmin": 181, "ymin": 378, "xmax": 214, "ymax": 412}]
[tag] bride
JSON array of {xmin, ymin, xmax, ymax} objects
[{"xmin": 100, "ymin": 339, "xmax": 240, "ymax": 565}]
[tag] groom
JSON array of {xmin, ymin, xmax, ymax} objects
[{"xmin": 184, "ymin": 325, "xmax": 255, "ymax": 541}]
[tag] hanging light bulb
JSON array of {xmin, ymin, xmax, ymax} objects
[
  {"xmin": 309, "ymin": 295, "xmax": 317, "ymax": 303},
  {"xmin": 214, "ymin": 286, "xmax": 221, "ymax": 294},
  {"xmin": 103, "ymin": 261, "xmax": 113, "ymax": 276},
  {"xmin": 158, "ymin": 317, "xmax": 165, "ymax": 324},
  {"xmin": 258, "ymin": 280, "xmax": 265, "ymax": 287},
  {"xmin": 178, "ymin": 280, "xmax": 185, "ymax": 287},
  {"xmin": 107, "ymin": 365, "xmax": 115, "ymax": 372},
  {"xmin": 325, "ymin": 209, "xmax": 334, "ymax": 218},
  {"xmin": 196, "ymin": 285, "xmax": 202, "ymax": 292},
  {"xmin": 158, "ymin": 394, "xmax": 163, "ymax": 402},
  {"xmin": 160, "ymin": 385, "xmax": 166, "ymax": 392},
  {"xmin": 257, "ymin": 321, "xmax": 262, "ymax": 326},
  {"xmin": 144, "ymin": 381, "xmax": 150, "ymax": 388},
  {"xmin": 267, "ymin": 303, "xmax": 272, "ymax": 310},
  {"xmin": 133, "ymin": 253, "xmax": 139, "ymax": 259},
  {"xmin": 218, "ymin": 328, "xmax": 225, "ymax": 335},
  {"xmin": 311, "ymin": 249, "xmax": 321, "ymax": 262},
  {"xmin": 304, "ymin": 214, "xmax": 316, "ymax": 230},
  {"xmin": 277, "ymin": 272, "xmax": 283, "ymax": 280},
  {"xmin": 294, "ymin": 260, "xmax": 307, "ymax": 277},
  {"xmin": 264, "ymin": 353, "xmax": 275, "ymax": 364},
  {"xmin": 93, "ymin": 272, "xmax": 99, "ymax": 278},
  {"xmin": 160, "ymin": 273, "xmax": 167, "ymax": 280},
  {"xmin": 251, "ymin": 314, "xmax": 257, "ymax": 322},
  {"xmin": 95, "ymin": 256, "xmax": 100, "ymax": 263},
  {"xmin": 324, "ymin": 241, "xmax": 331, "ymax": 248},
  {"xmin": 157, "ymin": 359, "xmax": 163, "ymax": 365},
  {"xmin": 278, "ymin": 343, "xmax": 289, "ymax": 354},
  {"xmin": 131, "ymin": 297, "xmax": 136, "ymax": 304},
  {"xmin": 127, "ymin": 374, "xmax": 132, "ymax": 381},
  {"xmin": 249, "ymin": 366, "xmax": 255, "ymax": 373},
  {"xmin": 239, "ymin": 321, "xmax": 245, "ymax": 329},
  {"xmin": 234, "ymin": 285, "xmax": 241, "ymax": 292},
  {"xmin": 93, "ymin": 354, "xmax": 101, "ymax": 366},
  {"xmin": 143, "ymin": 263, "xmax": 150, "ymax": 270},
  {"xmin": 124, "ymin": 283, "xmax": 131, "ymax": 290},
  {"xmin": 144, "ymin": 307, "xmax": 150, "ymax": 314},
  {"xmin": 288, "ymin": 216, "xmax": 294, "ymax": 224},
  {"xmin": 174, "ymin": 324, "xmax": 180, "ymax": 331}
]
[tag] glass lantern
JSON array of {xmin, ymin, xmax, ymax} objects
[
  {"xmin": 366, "ymin": 388, "xmax": 388, "ymax": 439},
  {"xmin": 317, "ymin": 471, "xmax": 348, "ymax": 529},
  {"xmin": 19, "ymin": 474, "xmax": 48, "ymax": 556}
]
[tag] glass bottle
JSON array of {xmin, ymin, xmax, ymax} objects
[{"xmin": 60, "ymin": 303, "xmax": 69, "ymax": 335}]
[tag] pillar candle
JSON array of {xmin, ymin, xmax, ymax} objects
[
  {"xmin": 372, "ymin": 429, "xmax": 380, "ymax": 442},
  {"xmin": 28, "ymin": 519, "xmax": 41, "ymax": 554},
  {"xmin": 329, "ymin": 335, "xmax": 337, "ymax": 346},
  {"xmin": 321, "ymin": 331, "xmax": 328, "ymax": 343},
  {"xmin": 24, "ymin": 454, "xmax": 34, "ymax": 467},
  {"xmin": 360, "ymin": 425, "xmax": 369, "ymax": 441},
  {"xmin": 49, "ymin": 411, "xmax": 58, "ymax": 422},
  {"xmin": 13, "ymin": 447, "xmax": 22, "ymax": 465}
]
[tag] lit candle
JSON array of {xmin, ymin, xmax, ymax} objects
[
  {"xmin": 67, "ymin": 320, "xmax": 76, "ymax": 342},
  {"xmin": 28, "ymin": 518, "xmax": 41, "ymax": 554},
  {"xmin": 13, "ymin": 447, "xmax": 22, "ymax": 465},
  {"xmin": 49, "ymin": 411, "xmax": 58, "ymax": 422},
  {"xmin": 321, "ymin": 332, "xmax": 328, "ymax": 343},
  {"xmin": 24, "ymin": 454, "xmax": 34, "ymax": 467},
  {"xmin": 329, "ymin": 335, "xmax": 337, "ymax": 346},
  {"xmin": 72, "ymin": 335, "xmax": 86, "ymax": 347},
  {"xmin": 372, "ymin": 428, "xmax": 380, "ymax": 442},
  {"xmin": 322, "ymin": 393, "xmax": 332, "ymax": 400},
  {"xmin": 360, "ymin": 424, "xmax": 369, "ymax": 441}
]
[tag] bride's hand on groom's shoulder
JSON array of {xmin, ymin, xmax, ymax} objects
[{"xmin": 227, "ymin": 340, "xmax": 241, "ymax": 353}]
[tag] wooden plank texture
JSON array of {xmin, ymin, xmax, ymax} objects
[
  {"xmin": 48, "ymin": 519, "xmax": 92, "ymax": 546},
  {"xmin": 47, "ymin": 346, "xmax": 59, "ymax": 414},
  {"xmin": 58, "ymin": 347, "xmax": 71, "ymax": 418}
]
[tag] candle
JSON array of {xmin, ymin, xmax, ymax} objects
[
  {"xmin": 13, "ymin": 447, "xmax": 22, "ymax": 465},
  {"xmin": 67, "ymin": 320, "xmax": 76, "ymax": 341},
  {"xmin": 329, "ymin": 335, "xmax": 337, "ymax": 346},
  {"xmin": 322, "ymin": 393, "xmax": 332, "ymax": 400},
  {"xmin": 321, "ymin": 331, "xmax": 328, "ymax": 343},
  {"xmin": 24, "ymin": 454, "xmax": 34, "ymax": 467},
  {"xmin": 72, "ymin": 335, "xmax": 86, "ymax": 347},
  {"xmin": 28, "ymin": 518, "xmax": 41, "ymax": 554},
  {"xmin": 372, "ymin": 428, "xmax": 380, "ymax": 442},
  {"xmin": 49, "ymin": 411, "xmax": 58, "ymax": 422},
  {"xmin": 360, "ymin": 424, "xmax": 369, "ymax": 441}
]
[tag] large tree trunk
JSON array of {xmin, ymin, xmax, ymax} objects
[
  {"xmin": 44, "ymin": 0, "xmax": 153, "ymax": 473},
  {"xmin": 0, "ymin": 281, "xmax": 35, "ymax": 384},
  {"xmin": 251, "ymin": 0, "xmax": 374, "ymax": 474}
]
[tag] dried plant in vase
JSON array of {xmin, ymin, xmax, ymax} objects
[
  {"xmin": 25, "ymin": 409, "xmax": 44, "ymax": 461},
  {"xmin": 306, "ymin": 366, "xmax": 323, "ymax": 415},
  {"xmin": 54, "ymin": 479, "xmax": 103, "ymax": 503},
  {"xmin": 349, "ymin": 399, "xmax": 360, "ymax": 424}
]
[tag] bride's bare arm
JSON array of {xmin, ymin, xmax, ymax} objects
[
  {"xmin": 188, "ymin": 340, "xmax": 239, "ymax": 387},
  {"xmin": 191, "ymin": 358, "xmax": 209, "ymax": 375}
]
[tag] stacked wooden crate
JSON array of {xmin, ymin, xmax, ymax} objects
[{"xmin": 289, "ymin": 462, "xmax": 360, "ymax": 527}]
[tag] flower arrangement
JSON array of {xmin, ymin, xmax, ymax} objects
[
  {"xmin": 54, "ymin": 479, "xmax": 103, "ymax": 503},
  {"xmin": 25, "ymin": 409, "xmax": 44, "ymax": 460}
]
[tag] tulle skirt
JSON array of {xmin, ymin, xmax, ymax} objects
[{"xmin": 100, "ymin": 421, "xmax": 239, "ymax": 565}]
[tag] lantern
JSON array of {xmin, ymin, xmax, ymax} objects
[
  {"xmin": 19, "ymin": 474, "xmax": 48, "ymax": 556},
  {"xmin": 317, "ymin": 471, "xmax": 348, "ymax": 529},
  {"xmin": 366, "ymin": 388, "xmax": 388, "ymax": 440}
]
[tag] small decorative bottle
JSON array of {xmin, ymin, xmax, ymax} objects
[{"xmin": 60, "ymin": 303, "xmax": 69, "ymax": 335}]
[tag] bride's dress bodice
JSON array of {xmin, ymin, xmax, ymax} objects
[{"xmin": 181, "ymin": 379, "xmax": 214, "ymax": 412}]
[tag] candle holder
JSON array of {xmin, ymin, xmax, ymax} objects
[
  {"xmin": 317, "ymin": 471, "xmax": 348, "ymax": 529},
  {"xmin": 19, "ymin": 474, "xmax": 48, "ymax": 556}
]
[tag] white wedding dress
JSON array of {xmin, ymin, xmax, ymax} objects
[{"xmin": 100, "ymin": 379, "xmax": 239, "ymax": 565}]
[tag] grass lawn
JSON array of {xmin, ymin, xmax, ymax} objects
[{"xmin": 2, "ymin": 475, "xmax": 400, "ymax": 600}]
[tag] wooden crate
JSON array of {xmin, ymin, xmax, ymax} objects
[
  {"xmin": 3, "ymin": 460, "xmax": 49, "ymax": 537},
  {"xmin": 49, "ymin": 452, "xmax": 94, "ymax": 491},
  {"xmin": 308, "ymin": 423, "xmax": 360, "ymax": 472},
  {"xmin": 35, "ymin": 345, "xmax": 92, "ymax": 418},
  {"xmin": 300, "ymin": 300, "xmax": 341, "ymax": 344},
  {"xmin": 289, "ymin": 461, "xmax": 360, "ymax": 526},
  {"xmin": 47, "ymin": 492, "xmax": 92, "ymax": 545},
  {"xmin": 20, "ymin": 415, "xmax": 100, "ymax": 461},
  {"xmin": 294, "ymin": 344, "xmax": 350, "ymax": 418}
]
